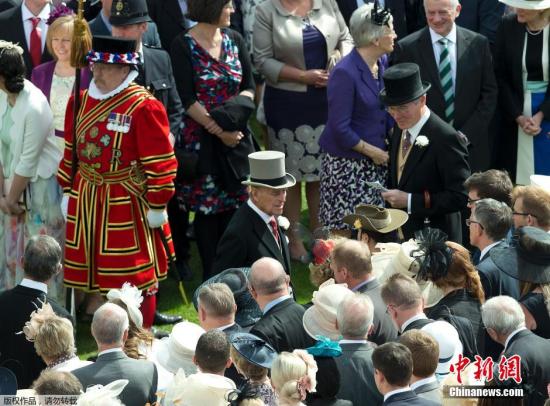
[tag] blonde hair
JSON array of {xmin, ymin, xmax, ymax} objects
[
  {"xmin": 230, "ymin": 346, "xmax": 268, "ymax": 382},
  {"xmin": 46, "ymin": 15, "xmax": 75, "ymax": 60},
  {"xmin": 271, "ymin": 351, "xmax": 317, "ymax": 403},
  {"xmin": 33, "ymin": 316, "xmax": 75, "ymax": 360}
]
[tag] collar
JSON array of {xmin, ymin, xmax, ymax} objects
[
  {"xmin": 263, "ymin": 294, "xmax": 292, "ymax": 314},
  {"xmin": 404, "ymin": 107, "xmax": 431, "ymax": 142},
  {"xmin": 21, "ymin": 2, "xmax": 50, "ymax": 21},
  {"xmin": 504, "ymin": 327, "xmax": 527, "ymax": 351},
  {"xmin": 247, "ymin": 199, "xmax": 272, "ymax": 224},
  {"xmin": 410, "ymin": 376, "xmax": 438, "ymax": 391},
  {"xmin": 98, "ymin": 348, "xmax": 124, "ymax": 357},
  {"xmin": 384, "ymin": 387, "xmax": 411, "ymax": 402},
  {"xmin": 19, "ymin": 278, "xmax": 48, "ymax": 294},
  {"xmin": 429, "ymin": 24, "xmax": 457, "ymax": 45},
  {"xmin": 339, "ymin": 339, "xmax": 368, "ymax": 344},
  {"xmin": 479, "ymin": 240, "xmax": 503, "ymax": 262},
  {"xmin": 216, "ymin": 322, "xmax": 236, "ymax": 331},
  {"xmin": 88, "ymin": 69, "xmax": 139, "ymax": 100},
  {"xmin": 351, "ymin": 275, "xmax": 376, "ymax": 292},
  {"xmin": 100, "ymin": 10, "xmax": 112, "ymax": 32},
  {"xmin": 400, "ymin": 313, "xmax": 427, "ymax": 332}
]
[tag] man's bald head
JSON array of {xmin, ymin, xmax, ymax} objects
[{"xmin": 249, "ymin": 257, "xmax": 289, "ymax": 296}]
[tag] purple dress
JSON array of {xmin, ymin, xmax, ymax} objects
[{"xmin": 264, "ymin": 22, "xmax": 328, "ymax": 182}]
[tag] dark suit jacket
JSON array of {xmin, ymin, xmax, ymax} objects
[
  {"xmin": 335, "ymin": 342, "xmax": 383, "ymax": 406},
  {"xmin": 412, "ymin": 380, "xmax": 442, "ymax": 404},
  {"xmin": 392, "ymin": 26, "xmax": 497, "ymax": 172},
  {"xmin": 147, "ymin": 0, "xmax": 189, "ymax": 51},
  {"xmin": 499, "ymin": 329, "xmax": 550, "ymax": 406},
  {"xmin": 384, "ymin": 390, "xmax": 440, "ymax": 406},
  {"xmin": 0, "ymin": 0, "xmax": 17, "ymax": 13},
  {"xmin": 335, "ymin": 0, "xmax": 424, "ymax": 40},
  {"xmin": 72, "ymin": 350, "xmax": 158, "ymax": 405},
  {"xmin": 137, "ymin": 45, "xmax": 183, "ymax": 135},
  {"xmin": 477, "ymin": 241, "xmax": 520, "ymax": 300},
  {"xmin": 356, "ymin": 279, "xmax": 398, "ymax": 345},
  {"xmin": 213, "ymin": 203, "xmax": 292, "ymax": 276},
  {"xmin": 455, "ymin": 0, "xmax": 505, "ymax": 48},
  {"xmin": 0, "ymin": 285, "xmax": 72, "ymax": 389},
  {"xmin": 494, "ymin": 14, "xmax": 550, "ymax": 180},
  {"xmin": 88, "ymin": 12, "xmax": 162, "ymax": 47},
  {"xmin": 0, "ymin": 5, "xmax": 52, "ymax": 78},
  {"xmin": 250, "ymin": 298, "xmax": 315, "ymax": 353},
  {"xmin": 388, "ymin": 112, "xmax": 470, "ymax": 242}
]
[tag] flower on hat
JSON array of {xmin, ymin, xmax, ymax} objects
[
  {"xmin": 107, "ymin": 283, "xmax": 144, "ymax": 327},
  {"xmin": 311, "ymin": 239, "xmax": 336, "ymax": 266},
  {"xmin": 277, "ymin": 215, "xmax": 290, "ymax": 231},
  {"xmin": 293, "ymin": 350, "xmax": 318, "ymax": 400},
  {"xmin": 18, "ymin": 300, "xmax": 56, "ymax": 342},
  {"xmin": 46, "ymin": 3, "xmax": 75, "ymax": 25},
  {"xmin": 354, "ymin": 219, "xmax": 363, "ymax": 230},
  {"xmin": 415, "ymin": 135, "xmax": 429, "ymax": 147}
]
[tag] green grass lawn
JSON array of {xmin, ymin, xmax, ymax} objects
[{"xmin": 75, "ymin": 195, "xmax": 316, "ymax": 358}]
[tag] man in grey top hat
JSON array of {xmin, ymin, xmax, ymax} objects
[{"xmin": 213, "ymin": 151, "xmax": 295, "ymax": 275}]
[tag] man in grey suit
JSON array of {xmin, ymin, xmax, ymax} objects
[
  {"xmin": 399, "ymin": 330, "xmax": 442, "ymax": 404},
  {"xmin": 72, "ymin": 303, "xmax": 158, "ymax": 405},
  {"xmin": 335, "ymin": 294, "xmax": 383, "ymax": 406},
  {"xmin": 392, "ymin": 0, "xmax": 497, "ymax": 173}
]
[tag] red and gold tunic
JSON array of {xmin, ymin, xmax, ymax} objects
[{"xmin": 58, "ymin": 83, "xmax": 177, "ymax": 293}]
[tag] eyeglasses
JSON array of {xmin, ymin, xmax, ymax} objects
[
  {"xmin": 467, "ymin": 198, "xmax": 481, "ymax": 205},
  {"xmin": 465, "ymin": 219, "xmax": 484, "ymax": 229},
  {"xmin": 512, "ymin": 211, "xmax": 536, "ymax": 218}
]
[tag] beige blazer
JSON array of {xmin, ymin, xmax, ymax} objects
[{"xmin": 253, "ymin": 0, "xmax": 354, "ymax": 92}]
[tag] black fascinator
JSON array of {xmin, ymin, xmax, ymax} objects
[
  {"xmin": 227, "ymin": 382, "xmax": 262, "ymax": 405},
  {"xmin": 371, "ymin": 0, "xmax": 391, "ymax": 27},
  {"xmin": 412, "ymin": 228, "xmax": 454, "ymax": 282}
]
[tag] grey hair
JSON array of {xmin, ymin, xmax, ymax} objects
[
  {"xmin": 423, "ymin": 0, "xmax": 460, "ymax": 10},
  {"xmin": 337, "ymin": 293, "xmax": 374, "ymax": 339},
  {"xmin": 473, "ymin": 198, "xmax": 513, "ymax": 241},
  {"xmin": 481, "ymin": 296, "xmax": 525, "ymax": 336},
  {"xmin": 24, "ymin": 235, "xmax": 62, "ymax": 282},
  {"xmin": 91, "ymin": 303, "xmax": 129, "ymax": 345},
  {"xmin": 349, "ymin": 4, "xmax": 393, "ymax": 48}
]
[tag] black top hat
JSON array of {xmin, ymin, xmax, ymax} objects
[
  {"xmin": 87, "ymin": 35, "xmax": 140, "ymax": 65},
  {"xmin": 230, "ymin": 333, "xmax": 277, "ymax": 369},
  {"xmin": 109, "ymin": 0, "xmax": 151, "ymax": 26},
  {"xmin": 490, "ymin": 226, "xmax": 550, "ymax": 284},
  {"xmin": 379, "ymin": 63, "xmax": 431, "ymax": 106}
]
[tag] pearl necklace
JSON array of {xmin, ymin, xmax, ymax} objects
[{"xmin": 526, "ymin": 23, "xmax": 547, "ymax": 36}]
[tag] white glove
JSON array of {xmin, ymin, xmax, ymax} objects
[
  {"xmin": 61, "ymin": 195, "xmax": 69, "ymax": 221},
  {"xmin": 147, "ymin": 209, "xmax": 168, "ymax": 228}
]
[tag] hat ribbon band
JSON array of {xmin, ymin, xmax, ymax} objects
[
  {"xmin": 517, "ymin": 244, "xmax": 550, "ymax": 265},
  {"xmin": 364, "ymin": 214, "xmax": 391, "ymax": 230},
  {"xmin": 250, "ymin": 175, "xmax": 288, "ymax": 187},
  {"xmin": 439, "ymin": 354, "xmax": 454, "ymax": 363}
]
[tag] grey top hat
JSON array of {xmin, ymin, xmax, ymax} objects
[
  {"xmin": 241, "ymin": 151, "xmax": 296, "ymax": 189},
  {"xmin": 490, "ymin": 226, "xmax": 550, "ymax": 284}
]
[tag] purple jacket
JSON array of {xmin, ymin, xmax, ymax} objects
[
  {"xmin": 31, "ymin": 61, "xmax": 91, "ymax": 136},
  {"xmin": 319, "ymin": 49, "xmax": 393, "ymax": 159}
]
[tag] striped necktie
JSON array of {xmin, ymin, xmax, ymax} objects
[{"xmin": 438, "ymin": 38, "xmax": 454, "ymax": 124}]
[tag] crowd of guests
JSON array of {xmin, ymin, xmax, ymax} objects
[{"xmin": 1, "ymin": 0, "xmax": 550, "ymax": 403}]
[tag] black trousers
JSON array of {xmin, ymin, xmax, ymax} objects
[
  {"xmin": 167, "ymin": 194, "xmax": 190, "ymax": 263},
  {"xmin": 194, "ymin": 209, "xmax": 236, "ymax": 281}
]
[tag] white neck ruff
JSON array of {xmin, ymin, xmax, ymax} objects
[{"xmin": 88, "ymin": 70, "xmax": 139, "ymax": 100}]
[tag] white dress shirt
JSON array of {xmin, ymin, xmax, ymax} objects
[
  {"xmin": 21, "ymin": 2, "xmax": 49, "ymax": 51},
  {"xmin": 479, "ymin": 240, "xmax": 503, "ymax": 262},
  {"xmin": 400, "ymin": 313, "xmax": 428, "ymax": 333},
  {"xmin": 20, "ymin": 278, "xmax": 48, "ymax": 294},
  {"xmin": 383, "ymin": 387, "xmax": 412, "ymax": 402},
  {"xmin": 429, "ymin": 24, "xmax": 458, "ymax": 95}
]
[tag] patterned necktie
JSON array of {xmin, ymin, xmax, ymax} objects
[
  {"xmin": 29, "ymin": 17, "xmax": 42, "ymax": 67},
  {"xmin": 401, "ymin": 130, "xmax": 412, "ymax": 159},
  {"xmin": 438, "ymin": 38, "xmax": 454, "ymax": 124},
  {"xmin": 269, "ymin": 217, "xmax": 280, "ymax": 248}
]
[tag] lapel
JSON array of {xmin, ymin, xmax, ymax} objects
[
  {"xmin": 163, "ymin": 0, "xmax": 187, "ymax": 31},
  {"xmin": 418, "ymin": 28, "xmax": 442, "ymax": 94},
  {"xmin": 398, "ymin": 118, "xmax": 432, "ymax": 188},
  {"xmin": 248, "ymin": 205, "xmax": 288, "ymax": 269},
  {"xmin": 352, "ymin": 49, "xmax": 380, "ymax": 98},
  {"xmin": 454, "ymin": 27, "xmax": 470, "ymax": 102},
  {"xmin": 43, "ymin": 61, "xmax": 55, "ymax": 102}
]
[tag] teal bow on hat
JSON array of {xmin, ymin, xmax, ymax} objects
[{"xmin": 306, "ymin": 336, "xmax": 342, "ymax": 358}]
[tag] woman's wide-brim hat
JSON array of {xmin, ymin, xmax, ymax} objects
[
  {"xmin": 380, "ymin": 62, "xmax": 431, "ymax": 106},
  {"xmin": 342, "ymin": 204, "xmax": 409, "ymax": 234},
  {"xmin": 154, "ymin": 321, "xmax": 205, "ymax": 374},
  {"xmin": 422, "ymin": 320, "xmax": 463, "ymax": 375},
  {"xmin": 242, "ymin": 151, "xmax": 296, "ymax": 189},
  {"xmin": 490, "ymin": 226, "xmax": 550, "ymax": 284},
  {"xmin": 86, "ymin": 35, "xmax": 140, "ymax": 65},
  {"xmin": 192, "ymin": 267, "xmax": 262, "ymax": 327},
  {"xmin": 230, "ymin": 332, "xmax": 277, "ymax": 369},
  {"xmin": 498, "ymin": 0, "xmax": 550, "ymax": 9},
  {"xmin": 302, "ymin": 280, "xmax": 354, "ymax": 341}
]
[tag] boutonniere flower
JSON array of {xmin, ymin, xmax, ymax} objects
[
  {"xmin": 278, "ymin": 216, "xmax": 290, "ymax": 231},
  {"xmin": 415, "ymin": 135, "xmax": 430, "ymax": 147}
]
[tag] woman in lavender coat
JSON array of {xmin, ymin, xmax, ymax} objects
[{"xmin": 319, "ymin": 4, "xmax": 396, "ymax": 231}]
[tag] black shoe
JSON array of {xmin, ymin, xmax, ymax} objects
[
  {"xmin": 176, "ymin": 260, "xmax": 193, "ymax": 282},
  {"xmin": 151, "ymin": 327, "xmax": 170, "ymax": 339},
  {"xmin": 154, "ymin": 311, "xmax": 182, "ymax": 325}
]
